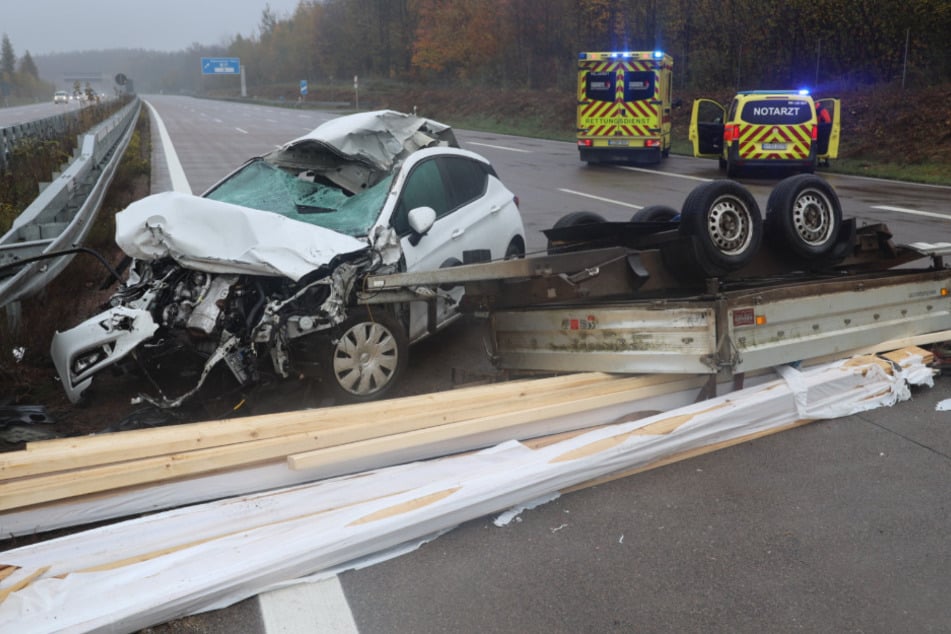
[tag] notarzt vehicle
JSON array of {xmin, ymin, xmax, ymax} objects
[
  {"xmin": 576, "ymin": 51, "xmax": 674, "ymax": 165},
  {"xmin": 689, "ymin": 90, "xmax": 840, "ymax": 177}
]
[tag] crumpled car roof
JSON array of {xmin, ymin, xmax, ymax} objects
[
  {"xmin": 116, "ymin": 191, "xmax": 367, "ymax": 281},
  {"xmin": 264, "ymin": 109, "xmax": 458, "ymax": 193}
]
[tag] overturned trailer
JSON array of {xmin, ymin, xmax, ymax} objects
[{"xmin": 363, "ymin": 176, "xmax": 951, "ymax": 390}]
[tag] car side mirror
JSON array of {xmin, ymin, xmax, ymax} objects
[{"xmin": 408, "ymin": 206, "xmax": 436, "ymax": 236}]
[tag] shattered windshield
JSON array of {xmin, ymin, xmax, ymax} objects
[{"xmin": 204, "ymin": 159, "xmax": 393, "ymax": 237}]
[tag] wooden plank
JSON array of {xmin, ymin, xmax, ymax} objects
[
  {"xmin": 7, "ymin": 374, "xmax": 624, "ymax": 471},
  {"xmin": 286, "ymin": 376, "xmax": 708, "ymax": 472},
  {"xmin": 2, "ymin": 373, "xmax": 695, "ymax": 480},
  {"xmin": 0, "ymin": 374, "xmax": 703, "ymax": 511}
]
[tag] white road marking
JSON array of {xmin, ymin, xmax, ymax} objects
[
  {"xmin": 558, "ymin": 188, "xmax": 642, "ymax": 210},
  {"xmin": 617, "ymin": 165, "xmax": 711, "ymax": 182},
  {"xmin": 467, "ymin": 141, "xmax": 532, "ymax": 153},
  {"xmin": 144, "ymin": 100, "xmax": 192, "ymax": 194},
  {"xmin": 235, "ymin": 127, "xmax": 249, "ymax": 134},
  {"xmin": 259, "ymin": 577, "xmax": 359, "ymax": 634},
  {"xmin": 871, "ymin": 205, "xmax": 950, "ymax": 220}
]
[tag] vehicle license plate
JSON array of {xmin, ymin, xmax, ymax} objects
[
  {"xmin": 762, "ymin": 142, "xmax": 787, "ymax": 150},
  {"xmin": 608, "ymin": 139, "xmax": 629, "ymax": 146}
]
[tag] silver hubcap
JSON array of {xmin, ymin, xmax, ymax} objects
[
  {"xmin": 332, "ymin": 321, "xmax": 399, "ymax": 396},
  {"xmin": 706, "ymin": 196, "xmax": 753, "ymax": 255},
  {"xmin": 792, "ymin": 190, "xmax": 834, "ymax": 246}
]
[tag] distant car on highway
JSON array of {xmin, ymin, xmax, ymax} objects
[{"xmin": 53, "ymin": 90, "xmax": 69, "ymax": 104}]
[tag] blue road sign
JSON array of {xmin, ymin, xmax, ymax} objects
[
  {"xmin": 200, "ymin": 57, "xmax": 241, "ymax": 75},
  {"xmin": 300, "ymin": 80, "xmax": 308, "ymax": 96}
]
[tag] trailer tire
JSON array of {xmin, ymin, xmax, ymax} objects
[
  {"xmin": 678, "ymin": 180, "xmax": 762, "ymax": 276},
  {"xmin": 765, "ymin": 174, "xmax": 841, "ymax": 260},
  {"xmin": 317, "ymin": 308, "xmax": 408, "ymax": 403},
  {"xmin": 552, "ymin": 211, "xmax": 606, "ymax": 228},
  {"xmin": 547, "ymin": 211, "xmax": 606, "ymax": 254},
  {"xmin": 631, "ymin": 205, "xmax": 679, "ymax": 223}
]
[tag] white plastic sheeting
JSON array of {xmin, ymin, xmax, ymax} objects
[{"xmin": 0, "ymin": 354, "xmax": 931, "ymax": 633}]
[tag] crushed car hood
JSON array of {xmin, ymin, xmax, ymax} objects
[
  {"xmin": 264, "ymin": 109, "xmax": 458, "ymax": 193},
  {"xmin": 115, "ymin": 191, "xmax": 368, "ymax": 281}
]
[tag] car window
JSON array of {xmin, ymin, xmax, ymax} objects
[
  {"xmin": 392, "ymin": 158, "xmax": 450, "ymax": 235},
  {"xmin": 740, "ymin": 99, "xmax": 812, "ymax": 124},
  {"xmin": 204, "ymin": 158, "xmax": 390, "ymax": 237},
  {"xmin": 441, "ymin": 156, "xmax": 488, "ymax": 209}
]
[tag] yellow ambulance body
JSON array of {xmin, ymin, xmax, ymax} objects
[{"xmin": 576, "ymin": 51, "xmax": 674, "ymax": 165}]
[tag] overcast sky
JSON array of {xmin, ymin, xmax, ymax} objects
[{"xmin": 4, "ymin": 0, "xmax": 305, "ymax": 57}]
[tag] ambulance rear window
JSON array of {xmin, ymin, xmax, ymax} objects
[
  {"xmin": 585, "ymin": 72, "xmax": 615, "ymax": 102},
  {"xmin": 624, "ymin": 71, "xmax": 655, "ymax": 101},
  {"xmin": 740, "ymin": 99, "xmax": 812, "ymax": 124}
]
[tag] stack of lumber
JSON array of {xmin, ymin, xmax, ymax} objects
[
  {"xmin": 1, "ymin": 372, "xmax": 710, "ymax": 536},
  {"xmin": 0, "ymin": 350, "xmax": 934, "ymax": 632}
]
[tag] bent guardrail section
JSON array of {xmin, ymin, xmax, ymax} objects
[{"xmin": 0, "ymin": 97, "xmax": 141, "ymax": 308}]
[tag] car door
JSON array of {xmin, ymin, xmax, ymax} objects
[
  {"xmin": 816, "ymin": 98, "xmax": 841, "ymax": 160},
  {"xmin": 689, "ymin": 98, "xmax": 726, "ymax": 158},
  {"xmin": 390, "ymin": 154, "xmax": 491, "ymax": 341}
]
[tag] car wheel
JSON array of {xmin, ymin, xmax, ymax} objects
[
  {"xmin": 318, "ymin": 308, "xmax": 408, "ymax": 403},
  {"xmin": 631, "ymin": 205, "xmax": 679, "ymax": 223},
  {"xmin": 547, "ymin": 211, "xmax": 606, "ymax": 254},
  {"xmin": 678, "ymin": 180, "xmax": 762, "ymax": 277},
  {"xmin": 504, "ymin": 237, "xmax": 525, "ymax": 259},
  {"xmin": 726, "ymin": 158, "xmax": 740, "ymax": 178},
  {"xmin": 765, "ymin": 174, "xmax": 842, "ymax": 260}
]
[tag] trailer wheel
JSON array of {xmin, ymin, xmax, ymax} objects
[
  {"xmin": 547, "ymin": 211, "xmax": 606, "ymax": 254},
  {"xmin": 551, "ymin": 211, "xmax": 606, "ymax": 228},
  {"xmin": 631, "ymin": 205, "xmax": 679, "ymax": 223},
  {"xmin": 678, "ymin": 180, "xmax": 762, "ymax": 276},
  {"xmin": 765, "ymin": 174, "xmax": 841, "ymax": 259},
  {"xmin": 317, "ymin": 308, "xmax": 408, "ymax": 403}
]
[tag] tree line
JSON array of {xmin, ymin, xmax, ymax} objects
[
  {"xmin": 228, "ymin": 0, "xmax": 949, "ymax": 93},
  {"xmin": 21, "ymin": 0, "xmax": 951, "ymax": 98},
  {"xmin": 0, "ymin": 34, "xmax": 53, "ymax": 103}
]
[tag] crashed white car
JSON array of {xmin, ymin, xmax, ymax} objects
[{"xmin": 51, "ymin": 110, "xmax": 526, "ymax": 406}]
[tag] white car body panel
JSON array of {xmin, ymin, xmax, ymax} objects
[{"xmin": 115, "ymin": 191, "xmax": 367, "ymax": 281}]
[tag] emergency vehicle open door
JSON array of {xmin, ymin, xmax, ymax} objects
[
  {"xmin": 689, "ymin": 98, "xmax": 725, "ymax": 158},
  {"xmin": 815, "ymin": 98, "xmax": 841, "ymax": 162}
]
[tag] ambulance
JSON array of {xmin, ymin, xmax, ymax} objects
[
  {"xmin": 576, "ymin": 51, "xmax": 674, "ymax": 165},
  {"xmin": 689, "ymin": 90, "xmax": 840, "ymax": 177}
]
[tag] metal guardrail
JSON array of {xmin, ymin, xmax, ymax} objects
[
  {"xmin": 0, "ymin": 97, "xmax": 142, "ymax": 308},
  {"xmin": 0, "ymin": 100, "xmax": 119, "ymax": 173}
]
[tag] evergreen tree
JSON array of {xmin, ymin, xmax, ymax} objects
[
  {"xmin": 18, "ymin": 50, "xmax": 39, "ymax": 79},
  {"xmin": 1, "ymin": 34, "xmax": 16, "ymax": 76}
]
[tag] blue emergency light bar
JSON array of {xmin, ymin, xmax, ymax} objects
[
  {"xmin": 738, "ymin": 89, "xmax": 811, "ymax": 96},
  {"xmin": 578, "ymin": 51, "xmax": 667, "ymax": 60}
]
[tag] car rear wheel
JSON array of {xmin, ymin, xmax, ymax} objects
[
  {"xmin": 678, "ymin": 180, "xmax": 762, "ymax": 277},
  {"xmin": 318, "ymin": 308, "xmax": 408, "ymax": 403},
  {"xmin": 765, "ymin": 174, "xmax": 842, "ymax": 260},
  {"xmin": 504, "ymin": 236, "xmax": 525, "ymax": 259}
]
